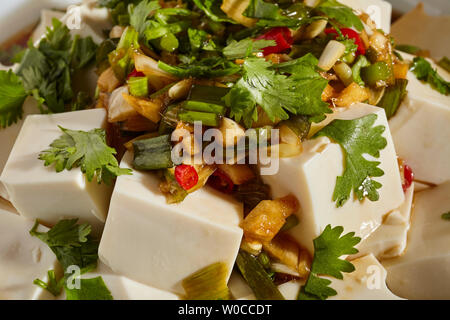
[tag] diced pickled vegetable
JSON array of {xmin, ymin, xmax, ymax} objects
[
  {"xmin": 122, "ymin": 93, "xmax": 163, "ymax": 123},
  {"xmin": 133, "ymin": 135, "xmax": 173, "ymax": 170},
  {"xmin": 124, "ymin": 132, "xmax": 159, "ymax": 151},
  {"xmin": 334, "ymin": 82, "xmax": 369, "ymax": 107},
  {"xmin": 187, "ymin": 165, "xmax": 217, "ymax": 193},
  {"xmin": 280, "ymin": 115, "xmax": 311, "ymax": 141},
  {"xmin": 241, "ymin": 239, "xmax": 263, "ymax": 256},
  {"xmin": 236, "ymin": 251, "xmax": 284, "ymax": 300},
  {"xmin": 108, "ymin": 86, "xmax": 138, "ymax": 122},
  {"xmin": 218, "ymin": 118, "xmax": 246, "ymax": 147},
  {"xmin": 241, "ymin": 195, "xmax": 299, "ymax": 243},
  {"xmin": 263, "ymin": 234, "xmax": 300, "ymax": 272},
  {"xmin": 178, "ymin": 110, "xmax": 220, "ymax": 127},
  {"xmin": 217, "ymin": 164, "xmax": 255, "ymax": 186},
  {"xmin": 182, "ymin": 262, "xmax": 231, "ymax": 300},
  {"xmin": 393, "ymin": 63, "xmax": 409, "ymax": 79},
  {"xmin": 98, "ymin": 67, "xmax": 121, "ymax": 93}
]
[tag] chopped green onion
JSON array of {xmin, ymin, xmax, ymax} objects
[
  {"xmin": 160, "ymin": 33, "xmax": 179, "ymax": 52},
  {"xmin": 178, "ymin": 110, "xmax": 220, "ymax": 127},
  {"xmin": 361, "ymin": 62, "xmax": 392, "ymax": 87},
  {"xmin": 128, "ymin": 77, "xmax": 148, "ymax": 97},
  {"xmin": 188, "ymin": 85, "xmax": 231, "ymax": 105},
  {"xmin": 159, "ymin": 104, "xmax": 180, "ymax": 135},
  {"xmin": 280, "ymin": 214, "xmax": 299, "ymax": 232},
  {"xmin": 182, "ymin": 262, "xmax": 231, "ymax": 300},
  {"xmin": 351, "ymin": 55, "xmax": 371, "ymax": 86},
  {"xmin": 377, "ymin": 79, "xmax": 408, "ymax": 119},
  {"xmin": 236, "ymin": 251, "xmax": 285, "ymax": 300},
  {"xmin": 133, "ymin": 135, "xmax": 174, "ymax": 170},
  {"xmin": 184, "ymin": 101, "xmax": 226, "ymax": 115}
]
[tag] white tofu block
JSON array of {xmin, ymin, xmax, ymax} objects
[
  {"xmin": 0, "ymin": 109, "xmax": 112, "ymax": 235},
  {"xmin": 384, "ymin": 182, "xmax": 450, "ymax": 300},
  {"xmin": 0, "ymin": 209, "xmax": 59, "ymax": 300},
  {"xmin": 389, "ymin": 52, "xmax": 450, "ymax": 185},
  {"xmin": 352, "ymin": 183, "xmax": 414, "ymax": 260},
  {"xmin": 340, "ymin": 0, "xmax": 392, "ymax": 33},
  {"xmin": 261, "ymin": 103, "xmax": 404, "ymax": 253},
  {"xmin": 0, "ymin": 97, "xmax": 40, "ymax": 200},
  {"xmin": 59, "ymin": 262, "xmax": 180, "ymax": 300},
  {"xmin": 241, "ymin": 254, "xmax": 401, "ymax": 300},
  {"xmin": 99, "ymin": 152, "xmax": 244, "ymax": 295}
]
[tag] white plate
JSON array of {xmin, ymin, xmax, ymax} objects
[{"xmin": 0, "ymin": 0, "xmax": 81, "ymax": 44}]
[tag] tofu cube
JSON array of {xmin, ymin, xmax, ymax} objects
[
  {"xmin": 0, "ymin": 109, "xmax": 112, "ymax": 235},
  {"xmin": 384, "ymin": 182, "xmax": 450, "ymax": 300},
  {"xmin": 389, "ymin": 52, "xmax": 450, "ymax": 185},
  {"xmin": 240, "ymin": 254, "xmax": 401, "ymax": 300},
  {"xmin": 352, "ymin": 183, "xmax": 414, "ymax": 260},
  {"xmin": 261, "ymin": 103, "xmax": 404, "ymax": 253},
  {"xmin": 0, "ymin": 97, "xmax": 40, "ymax": 200},
  {"xmin": 0, "ymin": 209, "xmax": 59, "ymax": 300},
  {"xmin": 99, "ymin": 152, "xmax": 243, "ymax": 294},
  {"xmin": 59, "ymin": 262, "xmax": 180, "ymax": 300}
]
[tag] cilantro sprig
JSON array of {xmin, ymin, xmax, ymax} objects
[
  {"xmin": 410, "ymin": 57, "xmax": 450, "ymax": 95},
  {"xmin": 224, "ymin": 54, "xmax": 330, "ymax": 128},
  {"xmin": 315, "ymin": 0, "xmax": 364, "ymax": 32},
  {"xmin": 39, "ymin": 126, "xmax": 132, "ymax": 185},
  {"xmin": 30, "ymin": 219, "xmax": 113, "ymax": 300},
  {"xmin": 298, "ymin": 225, "xmax": 361, "ymax": 300},
  {"xmin": 314, "ymin": 114, "xmax": 387, "ymax": 207},
  {"xmin": 0, "ymin": 70, "xmax": 28, "ymax": 128},
  {"xmin": 223, "ymin": 39, "xmax": 276, "ymax": 60}
]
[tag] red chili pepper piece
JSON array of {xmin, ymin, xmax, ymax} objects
[
  {"xmin": 325, "ymin": 28, "xmax": 366, "ymax": 56},
  {"xmin": 127, "ymin": 68, "xmax": 146, "ymax": 80},
  {"xmin": 175, "ymin": 165, "xmax": 199, "ymax": 191},
  {"xmin": 402, "ymin": 164, "xmax": 414, "ymax": 192},
  {"xmin": 256, "ymin": 27, "xmax": 293, "ymax": 56},
  {"xmin": 208, "ymin": 170, "xmax": 235, "ymax": 194}
]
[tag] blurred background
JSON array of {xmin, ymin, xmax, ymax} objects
[{"xmin": 387, "ymin": 0, "xmax": 450, "ymax": 16}]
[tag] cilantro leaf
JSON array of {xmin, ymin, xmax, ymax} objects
[
  {"xmin": 65, "ymin": 277, "xmax": 113, "ymax": 300},
  {"xmin": 39, "ymin": 126, "xmax": 132, "ymax": 185},
  {"xmin": 410, "ymin": 57, "xmax": 450, "ymax": 95},
  {"xmin": 223, "ymin": 39, "xmax": 276, "ymax": 60},
  {"xmin": 313, "ymin": 114, "xmax": 387, "ymax": 207},
  {"xmin": 224, "ymin": 54, "xmax": 330, "ymax": 128},
  {"xmin": 17, "ymin": 18, "xmax": 98, "ymax": 115},
  {"xmin": 316, "ymin": 0, "xmax": 363, "ymax": 32},
  {"xmin": 0, "ymin": 70, "xmax": 28, "ymax": 128},
  {"xmin": 188, "ymin": 28, "xmax": 217, "ymax": 53},
  {"xmin": 192, "ymin": 0, "xmax": 236, "ymax": 23},
  {"xmin": 30, "ymin": 219, "xmax": 99, "ymax": 274},
  {"xmin": 158, "ymin": 57, "xmax": 240, "ymax": 78},
  {"xmin": 33, "ymin": 270, "xmax": 64, "ymax": 297},
  {"xmin": 442, "ymin": 212, "xmax": 450, "ymax": 221},
  {"xmin": 129, "ymin": 0, "xmax": 160, "ymax": 37},
  {"xmin": 298, "ymin": 225, "xmax": 361, "ymax": 300}
]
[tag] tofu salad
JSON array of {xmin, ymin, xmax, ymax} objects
[{"xmin": 0, "ymin": 0, "xmax": 449, "ymax": 300}]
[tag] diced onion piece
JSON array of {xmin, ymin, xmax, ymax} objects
[
  {"xmin": 134, "ymin": 52, "xmax": 176, "ymax": 90},
  {"xmin": 303, "ymin": 19, "xmax": 327, "ymax": 39},
  {"xmin": 168, "ymin": 79, "xmax": 193, "ymax": 101},
  {"xmin": 240, "ymin": 239, "xmax": 263, "ymax": 256},
  {"xmin": 221, "ymin": 0, "xmax": 256, "ymax": 27},
  {"xmin": 278, "ymin": 124, "xmax": 302, "ymax": 158},
  {"xmin": 218, "ymin": 117, "xmax": 246, "ymax": 147},
  {"xmin": 263, "ymin": 234, "xmax": 300, "ymax": 273},
  {"xmin": 318, "ymin": 40, "xmax": 346, "ymax": 71},
  {"xmin": 241, "ymin": 195, "xmax": 299, "ymax": 243},
  {"xmin": 304, "ymin": 0, "xmax": 320, "ymax": 7},
  {"xmin": 182, "ymin": 262, "xmax": 231, "ymax": 300},
  {"xmin": 217, "ymin": 164, "xmax": 255, "ymax": 185},
  {"xmin": 187, "ymin": 165, "xmax": 217, "ymax": 193},
  {"xmin": 368, "ymin": 87, "xmax": 386, "ymax": 105},
  {"xmin": 122, "ymin": 93, "xmax": 163, "ymax": 123},
  {"xmin": 334, "ymin": 82, "xmax": 369, "ymax": 107},
  {"xmin": 108, "ymin": 86, "xmax": 138, "ymax": 122},
  {"xmin": 109, "ymin": 25, "xmax": 125, "ymax": 39},
  {"xmin": 98, "ymin": 67, "xmax": 121, "ymax": 93},
  {"xmin": 270, "ymin": 263, "xmax": 301, "ymax": 277},
  {"xmin": 333, "ymin": 62, "xmax": 353, "ymax": 87}
]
